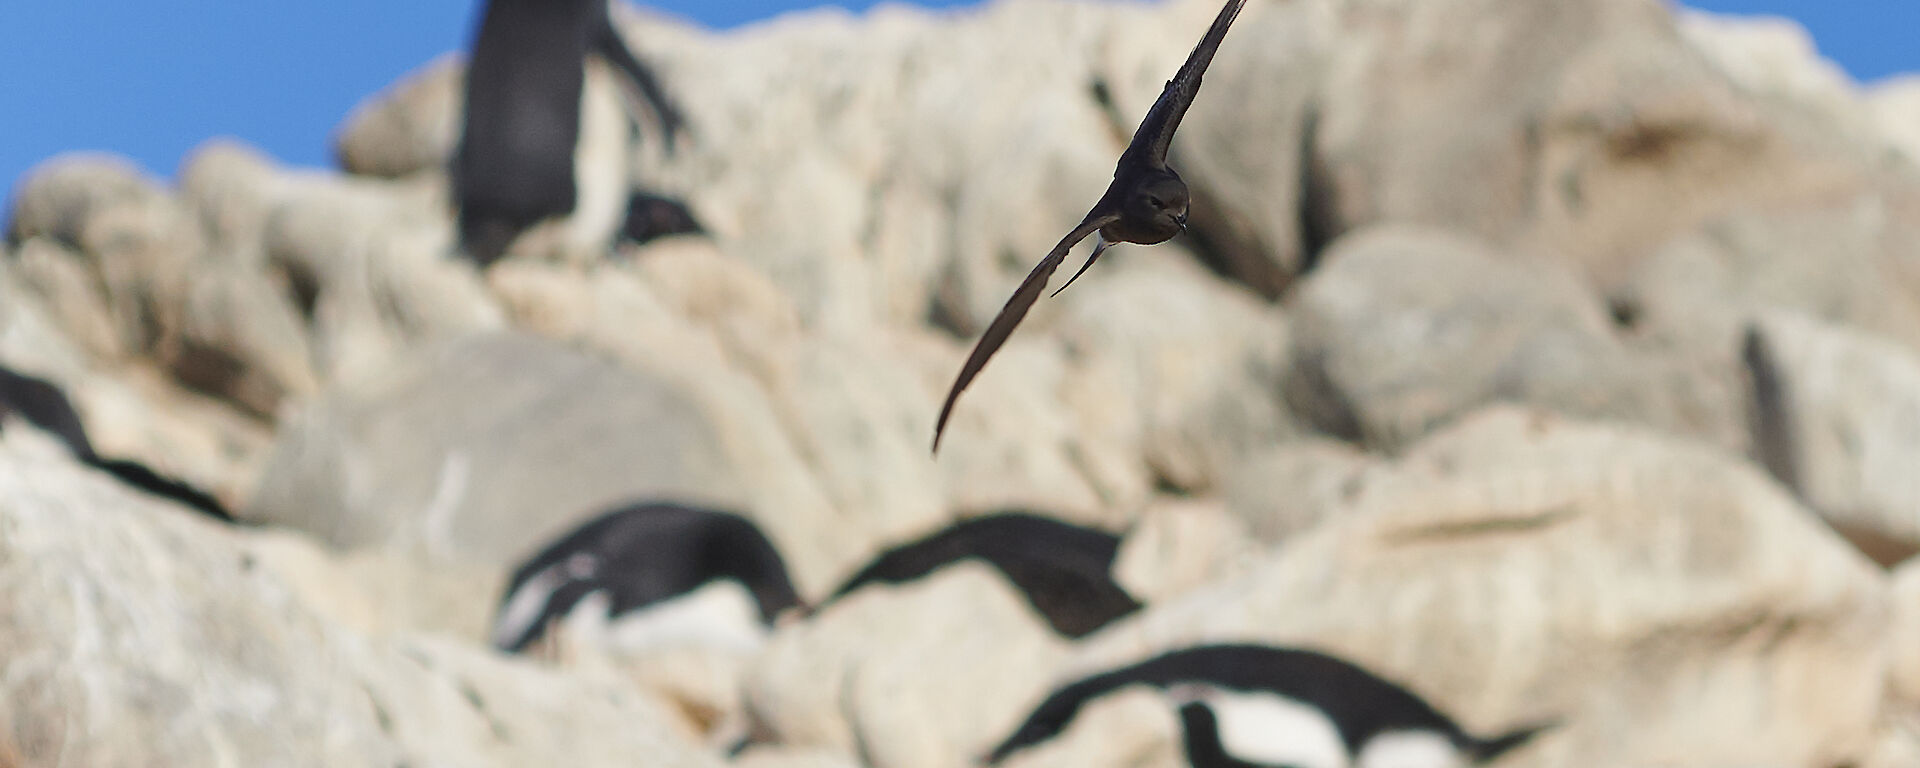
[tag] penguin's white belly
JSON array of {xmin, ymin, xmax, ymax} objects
[
  {"xmin": 1355, "ymin": 731, "xmax": 1464, "ymax": 768},
  {"xmin": 599, "ymin": 579, "xmax": 769, "ymax": 654},
  {"xmin": 1208, "ymin": 689, "xmax": 1351, "ymax": 768}
]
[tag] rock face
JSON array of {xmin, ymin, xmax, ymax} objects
[
  {"xmin": 5, "ymin": 0, "xmax": 1920, "ymax": 764},
  {"xmin": 333, "ymin": 54, "xmax": 466, "ymax": 179},
  {"xmin": 246, "ymin": 331, "xmax": 738, "ymax": 566},
  {"xmin": 1745, "ymin": 312, "xmax": 1920, "ymax": 564},
  {"xmin": 0, "ymin": 430, "xmax": 717, "ymax": 768},
  {"xmin": 1285, "ymin": 226, "xmax": 1690, "ymax": 450},
  {"xmin": 1070, "ymin": 408, "xmax": 1891, "ymax": 768},
  {"xmin": 745, "ymin": 565, "xmax": 1068, "ymax": 768}
]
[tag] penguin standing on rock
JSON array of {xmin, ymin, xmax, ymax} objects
[
  {"xmin": 986, "ymin": 644, "xmax": 1552, "ymax": 768},
  {"xmin": 0, "ymin": 364, "xmax": 234, "ymax": 523},
  {"xmin": 454, "ymin": 0, "xmax": 701, "ymax": 267},
  {"xmin": 490, "ymin": 502, "xmax": 806, "ymax": 654}
]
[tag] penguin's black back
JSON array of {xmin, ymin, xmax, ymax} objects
[
  {"xmin": 0, "ymin": 364, "xmax": 97, "ymax": 460},
  {"xmin": 827, "ymin": 511, "xmax": 1141, "ymax": 637},
  {"xmin": 988, "ymin": 644, "xmax": 1547, "ymax": 764},
  {"xmin": 495, "ymin": 501, "xmax": 802, "ymax": 652}
]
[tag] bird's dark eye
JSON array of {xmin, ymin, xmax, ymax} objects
[{"xmin": 1148, "ymin": 196, "xmax": 1164, "ymax": 209}]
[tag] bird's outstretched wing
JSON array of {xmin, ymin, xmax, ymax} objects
[
  {"xmin": 933, "ymin": 211, "xmax": 1121, "ymax": 452},
  {"xmin": 1118, "ymin": 0, "xmax": 1249, "ymax": 170}
]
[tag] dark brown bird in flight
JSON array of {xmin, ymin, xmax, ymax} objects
[{"xmin": 931, "ymin": 0, "xmax": 1250, "ymax": 453}]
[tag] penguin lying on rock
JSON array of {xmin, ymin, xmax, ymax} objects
[
  {"xmin": 490, "ymin": 501, "xmax": 805, "ymax": 654},
  {"xmin": 987, "ymin": 644, "xmax": 1553, "ymax": 768}
]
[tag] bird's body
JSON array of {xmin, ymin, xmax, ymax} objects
[
  {"xmin": 825, "ymin": 511, "xmax": 1141, "ymax": 637},
  {"xmin": 985, "ymin": 644, "xmax": 1550, "ymax": 767},
  {"xmin": 490, "ymin": 502, "xmax": 803, "ymax": 653},
  {"xmin": 932, "ymin": 0, "xmax": 1247, "ymax": 451},
  {"xmin": 454, "ymin": 0, "xmax": 688, "ymax": 267}
]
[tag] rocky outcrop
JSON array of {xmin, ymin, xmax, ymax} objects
[
  {"xmin": 1744, "ymin": 312, "xmax": 1920, "ymax": 564},
  {"xmin": 1285, "ymin": 226, "xmax": 1722, "ymax": 450},
  {"xmin": 246, "ymin": 331, "xmax": 738, "ymax": 567},
  {"xmin": 744, "ymin": 565, "xmax": 1068, "ymax": 768},
  {"xmin": 0, "ymin": 430, "xmax": 717, "ymax": 768},
  {"xmin": 1870, "ymin": 76, "xmax": 1920, "ymax": 163},
  {"xmin": 1065, "ymin": 407, "xmax": 1891, "ymax": 768},
  {"xmin": 5, "ymin": 0, "xmax": 1919, "ymax": 764}
]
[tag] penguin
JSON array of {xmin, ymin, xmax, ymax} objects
[
  {"xmin": 824, "ymin": 511, "xmax": 1141, "ymax": 638},
  {"xmin": 985, "ymin": 644, "xmax": 1551, "ymax": 767},
  {"xmin": 0, "ymin": 364, "xmax": 235, "ymax": 523},
  {"xmin": 490, "ymin": 501, "xmax": 805, "ymax": 654},
  {"xmin": 1170, "ymin": 684, "xmax": 1346, "ymax": 768},
  {"xmin": 453, "ymin": 0, "xmax": 696, "ymax": 267}
]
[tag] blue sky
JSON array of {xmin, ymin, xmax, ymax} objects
[{"xmin": 0, "ymin": 1, "xmax": 1912, "ymax": 201}]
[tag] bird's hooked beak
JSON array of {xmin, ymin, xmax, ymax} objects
[{"xmin": 1176, "ymin": 212, "xmax": 1190, "ymax": 232}]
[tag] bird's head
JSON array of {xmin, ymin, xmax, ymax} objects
[{"xmin": 1125, "ymin": 172, "xmax": 1190, "ymax": 241}]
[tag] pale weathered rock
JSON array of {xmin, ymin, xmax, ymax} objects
[
  {"xmin": 1298, "ymin": 0, "xmax": 1902, "ymax": 299},
  {"xmin": 1677, "ymin": 9, "xmax": 1863, "ymax": 128},
  {"xmin": 240, "ymin": 527, "xmax": 505, "ymax": 641},
  {"xmin": 1223, "ymin": 436, "xmax": 1380, "ymax": 544},
  {"xmin": 732, "ymin": 747, "xmax": 864, "ymax": 768},
  {"xmin": 1111, "ymin": 497, "xmax": 1263, "ymax": 606},
  {"xmin": 1882, "ymin": 562, "xmax": 1920, "ymax": 768},
  {"xmin": 62, "ymin": 365, "xmax": 278, "ymax": 508},
  {"xmin": 1308, "ymin": 0, "xmax": 1671, "ymax": 256},
  {"xmin": 597, "ymin": 1, "xmax": 1185, "ymax": 331},
  {"xmin": 1870, "ymin": 76, "xmax": 1920, "ymax": 164},
  {"xmin": 1066, "ymin": 407, "xmax": 1889, "ymax": 768},
  {"xmin": 259, "ymin": 167, "xmax": 505, "ymax": 385},
  {"xmin": 0, "ymin": 254, "xmax": 94, "ymax": 378},
  {"xmin": 333, "ymin": 54, "xmax": 465, "ymax": 179},
  {"xmin": 9, "ymin": 150, "xmax": 318, "ymax": 419},
  {"xmin": 177, "ymin": 139, "xmax": 296, "ymax": 268},
  {"xmin": 1746, "ymin": 312, "xmax": 1920, "ymax": 564},
  {"xmin": 6, "ymin": 154, "xmax": 206, "ymax": 363},
  {"xmin": 245, "ymin": 331, "xmax": 738, "ymax": 568},
  {"xmin": 7, "ymin": 237, "xmax": 125, "ymax": 361},
  {"xmin": 995, "ymin": 687, "xmax": 1184, "ymax": 768},
  {"xmin": 743, "ymin": 565, "xmax": 1068, "ymax": 768},
  {"xmin": 0, "ymin": 260, "xmax": 272, "ymax": 507},
  {"xmin": 1053, "ymin": 255, "xmax": 1294, "ymax": 495},
  {"xmin": 1891, "ymin": 561, "xmax": 1920, "ymax": 709},
  {"xmin": 1623, "ymin": 191, "xmax": 1920, "ymax": 366},
  {"xmin": 1284, "ymin": 226, "xmax": 1678, "ymax": 450},
  {"xmin": 5, "ymin": 154, "xmax": 164, "ymax": 248},
  {"xmin": 0, "ymin": 430, "xmax": 718, "ymax": 768}
]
